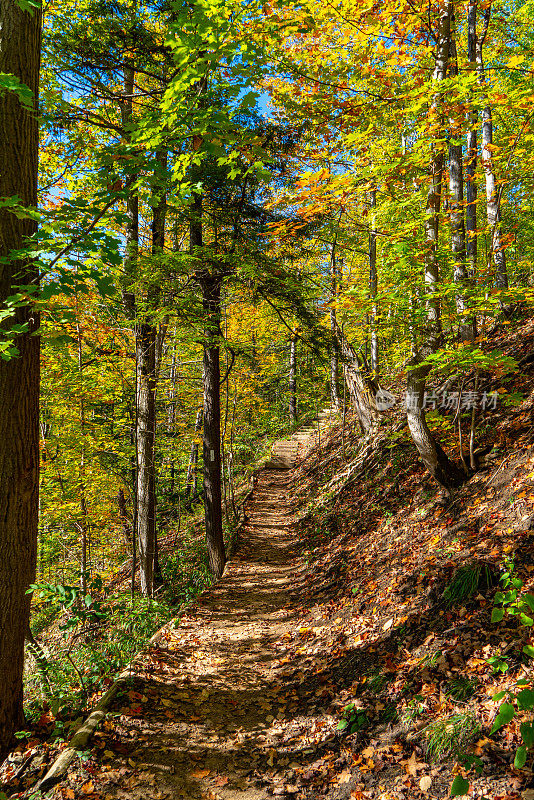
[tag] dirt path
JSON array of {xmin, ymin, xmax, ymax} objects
[{"xmin": 68, "ymin": 431, "xmax": 324, "ymax": 800}]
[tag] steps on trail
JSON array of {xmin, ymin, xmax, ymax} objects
[{"xmin": 264, "ymin": 407, "xmax": 338, "ymax": 469}]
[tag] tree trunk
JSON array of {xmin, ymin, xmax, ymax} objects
[
  {"xmin": 136, "ymin": 150, "xmax": 167, "ymax": 596},
  {"xmin": 334, "ymin": 321, "xmax": 379, "ymax": 435},
  {"xmin": 75, "ymin": 313, "xmax": 89, "ymax": 595},
  {"xmin": 406, "ymin": 0, "xmax": 464, "ymax": 491},
  {"xmin": 448, "ymin": 36, "xmax": 473, "ymax": 341},
  {"xmin": 466, "ymin": 0, "xmax": 478, "ymax": 281},
  {"xmin": 201, "ymin": 273, "xmax": 226, "ymax": 579},
  {"xmin": 136, "ymin": 322, "xmax": 157, "ymax": 596},
  {"xmin": 329, "ymin": 240, "xmax": 341, "ymax": 410},
  {"xmin": 0, "ymin": 0, "xmax": 41, "ymax": 760},
  {"xmin": 476, "ymin": 6, "xmax": 508, "ymax": 289},
  {"xmin": 120, "ymin": 66, "xmax": 138, "ymax": 319},
  {"xmin": 191, "ymin": 192, "xmax": 226, "ymax": 579},
  {"xmin": 369, "ymin": 188, "xmax": 379, "ymax": 376},
  {"xmin": 288, "ymin": 333, "xmax": 297, "ymax": 425},
  {"xmin": 185, "ymin": 407, "xmax": 203, "ymax": 502},
  {"xmin": 119, "ymin": 66, "xmax": 139, "ymax": 594},
  {"xmin": 117, "ymin": 488, "xmax": 132, "ymax": 547}
]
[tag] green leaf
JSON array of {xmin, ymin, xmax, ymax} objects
[
  {"xmin": 491, "ymin": 690, "xmax": 507, "ymax": 702},
  {"xmin": 336, "ymin": 718, "xmax": 349, "ymax": 731},
  {"xmin": 450, "ymin": 774, "xmax": 469, "ymax": 796},
  {"xmin": 521, "ymin": 721, "xmax": 534, "ymax": 748},
  {"xmin": 517, "ymin": 689, "xmax": 534, "ymax": 710},
  {"xmin": 0, "ymin": 73, "xmax": 34, "ymax": 109},
  {"xmin": 14, "ymin": 0, "xmax": 41, "ymax": 12},
  {"xmin": 523, "ymin": 644, "xmax": 534, "ymax": 658},
  {"xmin": 514, "ymin": 745, "xmax": 527, "ymax": 768},
  {"xmin": 522, "ymin": 594, "xmax": 534, "ymax": 611},
  {"xmin": 490, "ymin": 702, "xmax": 515, "ymax": 734},
  {"xmin": 491, "ymin": 607, "xmax": 505, "ymax": 623}
]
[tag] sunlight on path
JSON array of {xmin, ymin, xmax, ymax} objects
[{"xmin": 77, "ymin": 422, "xmax": 328, "ymax": 800}]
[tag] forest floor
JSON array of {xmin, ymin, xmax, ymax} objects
[
  {"xmin": 41, "ymin": 427, "xmax": 335, "ymax": 800},
  {"xmin": 6, "ymin": 316, "xmax": 534, "ymax": 800}
]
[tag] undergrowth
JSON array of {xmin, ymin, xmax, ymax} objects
[
  {"xmin": 423, "ymin": 713, "xmax": 481, "ymax": 762},
  {"xmin": 24, "ymin": 538, "xmax": 211, "ymax": 726},
  {"xmin": 443, "ymin": 563, "xmax": 494, "ymax": 607}
]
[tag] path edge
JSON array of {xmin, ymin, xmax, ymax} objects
[{"xmin": 36, "ymin": 474, "xmax": 259, "ymax": 794}]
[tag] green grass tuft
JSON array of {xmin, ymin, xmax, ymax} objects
[
  {"xmin": 423, "ymin": 713, "xmax": 480, "ymax": 762},
  {"xmin": 443, "ymin": 563, "xmax": 493, "ymax": 607}
]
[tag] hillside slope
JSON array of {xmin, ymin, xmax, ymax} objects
[{"xmin": 3, "ymin": 316, "xmax": 534, "ymax": 800}]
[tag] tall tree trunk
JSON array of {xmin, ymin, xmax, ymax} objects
[
  {"xmin": 406, "ymin": 0, "xmax": 464, "ymax": 490},
  {"xmin": 75, "ymin": 313, "xmax": 89, "ymax": 595},
  {"xmin": 448, "ymin": 35, "xmax": 473, "ymax": 341},
  {"xmin": 120, "ymin": 66, "xmax": 138, "ymax": 319},
  {"xmin": 136, "ymin": 322, "xmax": 157, "ymax": 596},
  {"xmin": 191, "ymin": 192, "xmax": 226, "ymax": 579},
  {"xmin": 466, "ymin": 0, "xmax": 478, "ymax": 281},
  {"xmin": 369, "ymin": 188, "xmax": 379, "ymax": 376},
  {"xmin": 329, "ymin": 238, "xmax": 341, "ymax": 410},
  {"xmin": 119, "ymin": 66, "xmax": 139, "ymax": 593},
  {"xmin": 201, "ymin": 273, "xmax": 226, "ymax": 578},
  {"xmin": 476, "ymin": 5, "xmax": 508, "ymax": 289},
  {"xmin": 0, "ymin": 0, "xmax": 41, "ymax": 759},
  {"xmin": 136, "ymin": 150, "xmax": 167, "ymax": 596},
  {"xmin": 288, "ymin": 333, "xmax": 297, "ymax": 424},
  {"xmin": 334, "ymin": 322, "xmax": 379, "ymax": 435}
]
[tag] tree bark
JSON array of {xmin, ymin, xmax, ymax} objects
[
  {"xmin": 136, "ymin": 150, "xmax": 167, "ymax": 596},
  {"xmin": 466, "ymin": 0, "xmax": 478, "ymax": 281},
  {"xmin": 369, "ymin": 188, "xmax": 379, "ymax": 376},
  {"xmin": 476, "ymin": 5, "xmax": 508, "ymax": 289},
  {"xmin": 334, "ymin": 321, "xmax": 379, "ymax": 435},
  {"xmin": 201, "ymin": 273, "xmax": 226, "ymax": 579},
  {"xmin": 288, "ymin": 333, "xmax": 297, "ymax": 425},
  {"xmin": 119, "ymin": 66, "xmax": 139, "ymax": 594},
  {"xmin": 0, "ymin": 0, "xmax": 41, "ymax": 759},
  {"xmin": 135, "ymin": 321, "xmax": 157, "ymax": 596},
  {"xmin": 406, "ymin": 0, "xmax": 464, "ymax": 491},
  {"xmin": 191, "ymin": 192, "xmax": 226, "ymax": 579},
  {"xmin": 329, "ymin": 238, "xmax": 341, "ymax": 410},
  {"xmin": 185, "ymin": 407, "xmax": 203, "ymax": 502},
  {"xmin": 448, "ymin": 35, "xmax": 474, "ymax": 341}
]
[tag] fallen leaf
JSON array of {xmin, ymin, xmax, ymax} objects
[
  {"xmin": 419, "ymin": 775, "xmax": 432, "ymax": 791},
  {"xmin": 192, "ymin": 768, "xmax": 211, "ymax": 779}
]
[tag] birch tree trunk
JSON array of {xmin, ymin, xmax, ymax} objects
[
  {"xmin": 406, "ymin": 0, "xmax": 464, "ymax": 490},
  {"xmin": 369, "ymin": 188, "xmax": 379, "ymax": 376},
  {"xmin": 476, "ymin": 5, "xmax": 508, "ymax": 289},
  {"xmin": 0, "ymin": 0, "xmax": 41, "ymax": 759},
  {"xmin": 448, "ymin": 36, "xmax": 473, "ymax": 341},
  {"xmin": 466, "ymin": 0, "xmax": 478, "ymax": 281}
]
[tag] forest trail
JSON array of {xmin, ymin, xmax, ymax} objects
[{"xmin": 71, "ymin": 419, "xmax": 331, "ymax": 800}]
